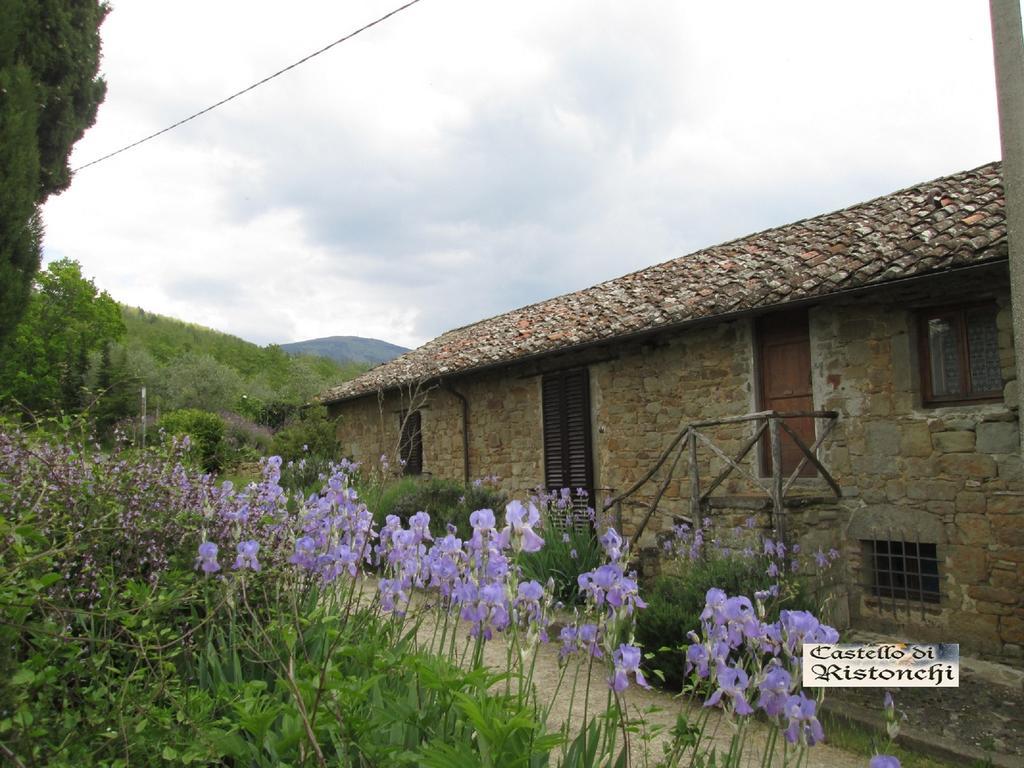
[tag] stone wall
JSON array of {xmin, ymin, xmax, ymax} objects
[
  {"xmin": 329, "ymin": 369, "xmax": 546, "ymax": 493},
  {"xmin": 808, "ymin": 269, "xmax": 1022, "ymax": 659},
  {"xmin": 328, "ymin": 265, "xmax": 1021, "ymax": 659}
]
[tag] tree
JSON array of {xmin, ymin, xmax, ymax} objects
[
  {"xmin": 162, "ymin": 352, "xmax": 244, "ymax": 413},
  {"xmin": 0, "ymin": 0, "xmax": 108, "ymax": 345},
  {"xmin": 0, "ymin": 258, "xmax": 124, "ymax": 415}
]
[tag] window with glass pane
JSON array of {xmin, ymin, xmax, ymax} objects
[{"xmin": 920, "ymin": 304, "xmax": 1002, "ymax": 405}]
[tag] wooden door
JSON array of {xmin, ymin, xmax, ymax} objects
[{"xmin": 757, "ymin": 310, "xmax": 816, "ymax": 477}]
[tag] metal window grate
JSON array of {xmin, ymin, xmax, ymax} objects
[{"xmin": 864, "ymin": 539, "xmax": 940, "ymax": 604}]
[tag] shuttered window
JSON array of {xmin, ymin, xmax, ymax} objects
[
  {"xmin": 399, "ymin": 410, "xmax": 423, "ymax": 475},
  {"xmin": 542, "ymin": 368, "xmax": 594, "ymax": 498}
]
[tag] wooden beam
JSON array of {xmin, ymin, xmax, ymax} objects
[
  {"xmin": 695, "ymin": 424, "xmax": 771, "ymax": 498},
  {"xmin": 689, "ymin": 429, "xmax": 701, "ymax": 519},
  {"xmin": 778, "ymin": 419, "xmax": 842, "ymax": 498},
  {"xmin": 770, "ymin": 416, "xmax": 785, "ymax": 541},
  {"xmin": 603, "ymin": 426, "xmax": 689, "ymax": 511},
  {"xmin": 628, "ymin": 440, "xmax": 686, "ymax": 551}
]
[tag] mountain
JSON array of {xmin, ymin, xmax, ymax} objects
[{"xmin": 279, "ymin": 336, "xmax": 409, "ymax": 366}]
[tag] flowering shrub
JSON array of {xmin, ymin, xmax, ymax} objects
[
  {"xmin": 3, "ymin": 426, "xmax": 873, "ymax": 767},
  {"xmin": 638, "ymin": 517, "xmax": 839, "ymax": 689},
  {"xmin": 0, "ymin": 427, "xmax": 217, "ymax": 604},
  {"xmin": 188, "ymin": 462, "xmax": 654, "ymax": 765}
]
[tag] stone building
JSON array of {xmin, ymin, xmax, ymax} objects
[{"xmin": 322, "ymin": 162, "xmax": 1023, "ymax": 660}]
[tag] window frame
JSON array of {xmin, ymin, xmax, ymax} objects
[{"xmin": 917, "ymin": 302, "xmax": 1002, "ymax": 407}]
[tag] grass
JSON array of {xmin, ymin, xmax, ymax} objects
[{"xmin": 819, "ymin": 711, "xmax": 994, "ymax": 768}]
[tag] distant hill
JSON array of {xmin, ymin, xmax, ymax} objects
[
  {"xmin": 279, "ymin": 336, "xmax": 408, "ymax": 366},
  {"xmin": 119, "ymin": 307, "xmax": 367, "ymax": 412}
]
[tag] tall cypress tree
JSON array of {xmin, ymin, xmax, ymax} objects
[{"xmin": 0, "ymin": 0, "xmax": 108, "ymax": 346}]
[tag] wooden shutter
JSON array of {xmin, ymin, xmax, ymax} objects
[
  {"xmin": 542, "ymin": 369, "xmax": 594, "ymax": 496},
  {"xmin": 399, "ymin": 410, "xmax": 422, "ymax": 475}
]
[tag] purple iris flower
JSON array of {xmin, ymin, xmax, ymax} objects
[
  {"xmin": 559, "ymin": 626, "xmax": 579, "ymax": 659},
  {"xmin": 869, "ymin": 756, "xmax": 900, "ymax": 768},
  {"xmin": 700, "ymin": 587, "xmax": 728, "ymax": 622},
  {"xmin": 504, "ymin": 500, "xmax": 544, "ymax": 553},
  {"xmin": 577, "ymin": 622, "xmax": 603, "ymax": 657},
  {"xmin": 408, "ymin": 511, "xmax": 433, "ymax": 543},
  {"xmin": 686, "ymin": 643, "xmax": 710, "ymax": 678},
  {"xmin": 757, "ymin": 666, "xmax": 792, "ymax": 717},
  {"xmin": 814, "ymin": 548, "xmax": 829, "ymax": 568},
  {"xmin": 234, "ymin": 540, "xmax": 260, "ymax": 571},
  {"xmin": 704, "ymin": 664, "xmax": 753, "ymax": 715},
  {"xmin": 379, "ymin": 578, "xmax": 409, "ymax": 615},
  {"xmin": 779, "ymin": 610, "xmax": 820, "ymax": 649},
  {"xmin": 600, "ymin": 528, "xmax": 623, "ymax": 561},
  {"xmin": 469, "ymin": 508, "xmax": 496, "ymax": 531},
  {"xmin": 289, "ymin": 536, "xmax": 317, "ymax": 569},
  {"xmin": 196, "ymin": 541, "xmax": 220, "ymax": 573},
  {"xmin": 806, "ymin": 623, "xmax": 840, "ymax": 644},
  {"xmin": 609, "ymin": 644, "xmax": 649, "ymax": 692},
  {"xmin": 783, "ymin": 694, "xmax": 825, "ymax": 745}
]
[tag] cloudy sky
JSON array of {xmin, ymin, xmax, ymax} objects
[{"xmin": 42, "ymin": 0, "xmax": 1007, "ymax": 349}]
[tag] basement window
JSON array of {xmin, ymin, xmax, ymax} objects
[
  {"xmin": 863, "ymin": 539, "xmax": 940, "ymax": 604},
  {"xmin": 399, "ymin": 410, "xmax": 422, "ymax": 476},
  {"xmin": 919, "ymin": 304, "xmax": 1002, "ymax": 405}
]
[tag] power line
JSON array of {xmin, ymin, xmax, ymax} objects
[{"xmin": 73, "ymin": 0, "xmax": 425, "ymax": 173}]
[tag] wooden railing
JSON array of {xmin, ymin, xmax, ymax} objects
[{"xmin": 603, "ymin": 410, "xmax": 840, "ymax": 548}]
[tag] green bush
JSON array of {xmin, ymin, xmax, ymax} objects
[
  {"xmin": 519, "ymin": 507, "xmax": 605, "ymax": 606},
  {"xmin": 157, "ymin": 408, "xmax": 226, "ymax": 471},
  {"xmin": 637, "ymin": 544, "xmax": 817, "ymax": 690},
  {"xmin": 636, "ymin": 556, "xmax": 766, "ymax": 689},
  {"xmin": 365, "ymin": 476, "xmax": 508, "ymax": 537},
  {"xmin": 269, "ymin": 405, "xmax": 338, "ymax": 463}
]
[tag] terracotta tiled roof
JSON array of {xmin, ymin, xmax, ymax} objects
[{"xmin": 322, "ymin": 162, "xmax": 1006, "ymax": 404}]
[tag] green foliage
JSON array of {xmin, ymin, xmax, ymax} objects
[
  {"xmin": 120, "ymin": 306, "xmax": 367, "ymax": 426},
  {"xmin": 636, "ymin": 557, "xmax": 768, "ymax": 690},
  {"xmin": 0, "ymin": 0, "xmax": 107, "ymax": 344},
  {"xmin": 270, "ymin": 406, "xmax": 339, "ymax": 463},
  {"xmin": 366, "ymin": 475, "xmax": 508, "ymax": 537},
  {"xmin": 7, "ymin": 0, "xmax": 108, "ymax": 200},
  {"xmin": 518, "ymin": 514, "xmax": 604, "ymax": 606},
  {"xmin": 0, "ymin": 258, "xmax": 125, "ymax": 415},
  {"xmin": 1, "ymin": 432, "xmax": 567, "ymax": 766},
  {"xmin": 0, "ymin": 426, "xmax": 216, "ymax": 766},
  {"xmin": 0, "ymin": 65, "xmax": 41, "ymax": 347},
  {"xmin": 163, "ymin": 351, "xmax": 244, "ymax": 413},
  {"xmin": 158, "ymin": 408, "xmax": 226, "ymax": 472}
]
